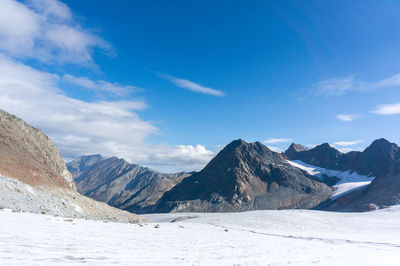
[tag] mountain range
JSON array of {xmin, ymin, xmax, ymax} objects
[
  {"xmin": 1, "ymin": 107, "xmax": 399, "ymax": 216},
  {"xmin": 285, "ymin": 139, "xmax": 400, "ymax": 211},
  {"xmin": 69, "ymin": 138, "xmax": 400, "ymax": 213},
  {"xmin": 67, "ymin": 155, "xmax": 189, "ymax": 213}
]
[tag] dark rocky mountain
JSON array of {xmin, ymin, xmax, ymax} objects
[
  {"xmin": 154, "ymin": 139, "xmax": 332, "ymax": 213},
  {"xmin": 67, "ymin": 156, "xmax": 189, "ymax": 213},
  {"xmin": 285, "ymin": 138, "xmax": 400, "ymax": 177},
  {"xmin": 285, "ymin": 138, "xmax": 400, "ymax": 211},
  {"xmin": 338, "ymin": 138, "xmax": 400, "ymax": 176}
]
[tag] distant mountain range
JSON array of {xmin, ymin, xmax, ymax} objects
[
  {"xmin": 67, "ymin": 156, "xmax": 189, "ymax": 213},
  {"xmin": 69, "ymin": 138, "xmax": 400, "ymax": 213}
]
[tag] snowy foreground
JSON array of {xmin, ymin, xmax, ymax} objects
[{"xmin": 1, "ymin": 208, "xmax": 400, "ymax": 265}]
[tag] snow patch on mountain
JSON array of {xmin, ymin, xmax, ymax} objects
[{"xmin": 287, "ymin": 160, "xmax": 375, "ymax": 199}]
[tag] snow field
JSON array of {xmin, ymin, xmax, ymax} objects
[{"xmin": 1, "ymin": 207, "xmax": 400, "ymax": 265}]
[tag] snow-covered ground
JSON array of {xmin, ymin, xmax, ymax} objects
[
  {"xmin": 287, "ymin": 160, "xmax": 375, "ymax": 199},
  {"xmin": 1, "ymin": 207, "xmax": 400, "ymax": 265}
]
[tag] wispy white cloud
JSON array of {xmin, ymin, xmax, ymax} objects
[
  {"xmin": 331, "ymin": 140, "xmax": 365, "ymax": 153},
  {"xmin": 315, "ymin": 73, "xmax": 400, "ymax": 97},
  {"xmin": 266, "ymin": 146, "xmax": 282, "ymax": 153},
  {"xmin": 264, "ymin": 138, "xmax": 293, "ymax": 144},
  {"xmin": 333, "ymin": 140, "xmax": 364, "ymax": 146},
  {"xmin": 160, "ymin": 73, "xmax": 226, "ymax": 97},
  {"xmin": 371, "ymin": 102, "xmax": 400, "ymax": 115},
  {"xmin": 0, "ymin": 0, "xmax": 215, "ymax": 172},
  {"xmin": 316, "ymin": 76, "xmax": 355, "ymax": 97},
  {"xmin": 334, "ymin": 147, "xmax": 364, "ymax": 153},
  {"xmin": 0, "ymin": 0, "xmax": 110, "ymax": 64},
  {"xmin": 27, "ymin": 0, "xmax": 72, "ymax": 22},
  {"xmin": 0, "ymin": 55, "xmax": 214, "ymax": 172},
  {"xmin": 62, "ymin": 74, "xmax": 139, "ymax": 96},
  {"xmin": 336, "ymin": 114, "xmax": 361, "ymax": 122}
]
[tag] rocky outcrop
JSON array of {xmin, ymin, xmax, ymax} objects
[
  {"xmin": 0, "ymin": 109, "xmax": 75, "ymax": 189},
  {"xmin": 154, "ymin": 139, "xmax": 332, "ymax": 213},
  {"xmin": 0, "ymin": 109, "xmax": 146, "ymax": 223},
  {"xmin": 67, "ymin": 156, "xmax": 189, "ymax": 214}
]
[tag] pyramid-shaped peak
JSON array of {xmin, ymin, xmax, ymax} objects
[
  {"xmin": 226, "ymin": 138, "xmax": 247, "ymax": 147},
  {"xmin": 368, "ymin": 138, "xmax": 396, "ymax": 148},
  {"xmin": 289, "ymin": 143, "xmax": 308, "ymax": 152}
]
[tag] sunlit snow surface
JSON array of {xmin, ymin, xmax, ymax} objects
[
  {"xmin": 287, "ymin": 160, "xmax": 375, "ymax": 199},
  {"xmin": 1, "ymin": 208, "xmax": 400, "ymax": 265}
]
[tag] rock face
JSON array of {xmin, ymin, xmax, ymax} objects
[
  {"xmin": 67, "ymin": 156, "xmax": 189, "ymax": 214},
  {"xmin": 285, "ymin": 138, "xmax": 400, "ymax": 211},
  {"xmin": 0, "ymin": 109, "xmax": 146, "ymax": 223},
  {"xmin": 154, "ymin": 139, "xmax": 332, "ymax": 213},
  {"xmin": 0, "ymin": 109, "xmax": 75, "ymax": 189}
]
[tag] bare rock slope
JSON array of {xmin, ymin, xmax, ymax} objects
[
  {"xmin": 0, "ymin": 109, "xmax": 146, "ymax": 223},
  {"xmin": 0, "ymin": 109, "xmax": 75, "ymax": 189}
]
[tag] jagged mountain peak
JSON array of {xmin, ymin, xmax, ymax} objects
[{"xmin": 155, "ymin": 138, "xmax": 331, "ymax": 212}]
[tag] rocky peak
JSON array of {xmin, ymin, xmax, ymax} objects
[
  {"xmin": 350, "ymin": 138, "xmax": 400, "ymax": 176},
  {"xmin": 284, "ymin": 143, "xmax": 308, "ymax": 158},
  {"xmin": 363, "ymin": 138, "xmax": 399, "ymax": 161}
]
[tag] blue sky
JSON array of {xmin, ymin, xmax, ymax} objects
[{"xmin": 1, "ymin": 0, "xmax": 400, "ymax": 171}]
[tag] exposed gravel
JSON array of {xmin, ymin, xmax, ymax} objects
[{"xmin": 0, "ymin": 174, "xmax": 148, "ymax": 223}]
